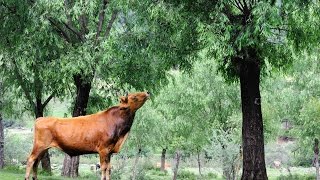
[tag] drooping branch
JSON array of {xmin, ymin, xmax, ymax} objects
[
  {"xmin": 105, "ymin": 10, "xmax": 118, "ymax": 39},
  {"xmin": 12, "ymin": 60, "xmax": 35, "ymax": 110}
]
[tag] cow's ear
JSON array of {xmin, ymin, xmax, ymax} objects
[
  {"xmin": 120, "ymin": 105, "xmax": 129, "ymax": 110},
  {"xmin": 120, "ymin": 96, "xmax": 128, "ymax": 104}
]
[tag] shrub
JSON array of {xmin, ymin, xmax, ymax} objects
[{"xmin": 177, "ymin": 170, "xmax": 197, "ymax": 180}]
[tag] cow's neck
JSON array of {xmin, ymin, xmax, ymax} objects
[{"xmin": 117, "ymin": 110, "xmax": 135, "ymax": 135}]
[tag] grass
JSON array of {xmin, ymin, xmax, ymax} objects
[
  {"xmin": 0, "ymin": 166, "xmax": 98, "ymax": 180},
  {"xmin": 1, "ymin": 165, "xmax": 316, "ymax": 180}
]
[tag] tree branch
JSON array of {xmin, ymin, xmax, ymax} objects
[
  {"xmin": 78, "ymin": 1, "xmax": 89, "ymax": 40},
  {"xmin": 61, "ymin": 21, "xmax": 84, "ymax": 42},
  {"xmin": 105, "ymin": 10, "xmax": 118, "ymax": 39},
  {"xmin": 33, "ymin": 59, "xmax": 43, "ymax": 110},
  {"xmin": 42, "ymin": 92, "xmax": 55, "ymax": 108},
  {"xmin": 234, "ymin": 0, "xmax": 244, "ymax": 12},
  {"xmin": 95, "ymin": 0, "xmax": 109, "ymax": 43},
  {"xmin": 232, "ymin": 0, "xmax": 243, "ymax": 12},
  {"xmin": 47, "ymin": 17, "xmax": 71, "ymax": 43}
]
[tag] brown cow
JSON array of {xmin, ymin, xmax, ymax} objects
[{"xmin": 25, "ymin": 92, "xmax": 150, "ymax": 180}]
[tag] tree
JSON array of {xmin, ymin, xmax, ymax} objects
[
  {"xmin": 0, "ymin": 0, "xmax": 68, "ymax": 172},
  {"xmin": 139, "ymin": 1, "xmax": 316, "ymax": 178}
]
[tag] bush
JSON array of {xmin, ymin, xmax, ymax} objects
[
  {"xmin": 277, "ymin": 174, "xmax": 316, "ymax": 180},
  {"xmin": 177, "ymin": 170, "xmax": 197, "ymax": 180}
]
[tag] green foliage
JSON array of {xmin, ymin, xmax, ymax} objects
[{"xmin": 153, "ymin": 58, "xmax": 241, "ymax": 153}]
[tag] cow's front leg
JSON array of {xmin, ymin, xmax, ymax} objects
[
  {"xmin": 105, "ymin": 154, "xmax": 111, "ymax": 180},
  {"xmin": 99, "ymin": 151, "xmax": 111, "ymax": 180}
]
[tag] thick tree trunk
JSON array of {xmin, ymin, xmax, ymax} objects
[
  {"xmin": 197, "ymin": 150, "xmax": 202, "ymax": 176},
  {"xmin": 62, "ymin": 74, "xmax": 91, "ymax": 177},
  {"xmin": 240, "ymin": 60, "xmax": 267, "ymax": 180},
  {"xmin": 35, "ymin": 104, "xmax": 52, "ymax": 174},
  {"xmin": 0, "ymin": 113, "xmax": 4, "ymax": 169},
  {"xmin": 160, "ymin": 148, "xmax": 166, "ymax": 171},
  {"xmin": 172, "ymin": 150, "xmax": 181, "ymax": 180},
  {"xmin": 132, "ymin": 148, "xmax": 142, "ymax": 180},
  {"xmin": 314, "ymin": 138, "xmax": 319, "ymax": 180}
]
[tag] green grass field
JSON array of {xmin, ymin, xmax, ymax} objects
[{"xmin": 0, "ymin": 166, "xmax": 316, "ymax": 180}]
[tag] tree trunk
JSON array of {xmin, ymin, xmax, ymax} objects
[
  {"xmin": 172, "ymin": 150, "xmax": 181, "ymax": 180},
  {"xmin": 132, "ymin": 148, "xmax": 142, "ymax": 180},
  {"xmin": 35, "ymin": 103, "xmax": 52, "ymax": 174},
  {"xmin": 240, "ymin": 60, "xmax": 268, "ymax": 180},
  {"xmin": 0, "ymin": 113, "xmax": 4, "ymax": 169},
  {"xmin": 62, "ymin": 74, "xmax": 91, "ymax": 177},
  {"xmin": 197, "ymin": 150, "xmax": 202, "ymax": 176},
  {"xmin": 161, "ymin": 148, "xmax": 166, "ymax": 171},
  {"xmin": 314, "ymin": 138, "xmax": 319, "ymax": 180}
]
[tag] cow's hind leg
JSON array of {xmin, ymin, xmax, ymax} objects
[
  {"xmin": 25, "ymin": 146, "xmax": 47, "ymax": 180},
  {"xmin": 32, "ymin": 158, "xmax": 40, "ymax": 180},
  {"xmin": 32, "ymin": 151, "xmax": 46, "ymax": 180}
]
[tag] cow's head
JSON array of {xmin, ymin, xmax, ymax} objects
[{"xmin": 119, "ymin": 92, "xmax": 150, "ymax": 112}]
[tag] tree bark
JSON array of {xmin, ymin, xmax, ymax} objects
[
  {"xmin": 132, "ymin": 148, "xmax": 142, "ymax": 180},
  {"xmin": 62, "ymin": 74, "xmax": 91, "ymax": 177},
  {"xmin": 160, "ymin": 148, "xmax": 166, "ymax": 171},
  {"xmin": 172, "ymin": 150, "xmax": 181, "ymax": 180},
  {"xmin": 35, "ymin": 101, "xmax": 52, "ymax": 174},
  {"xmin": 240, "ymin": 60, "xmax": 268, "ymax": 180},
  {"xmin": 0, "ymin": 113, "xmax": 4, "ymax": 169},
  {"xmin": 314, "ymin": 138, "xmax": 319, "ymax": 180}
]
